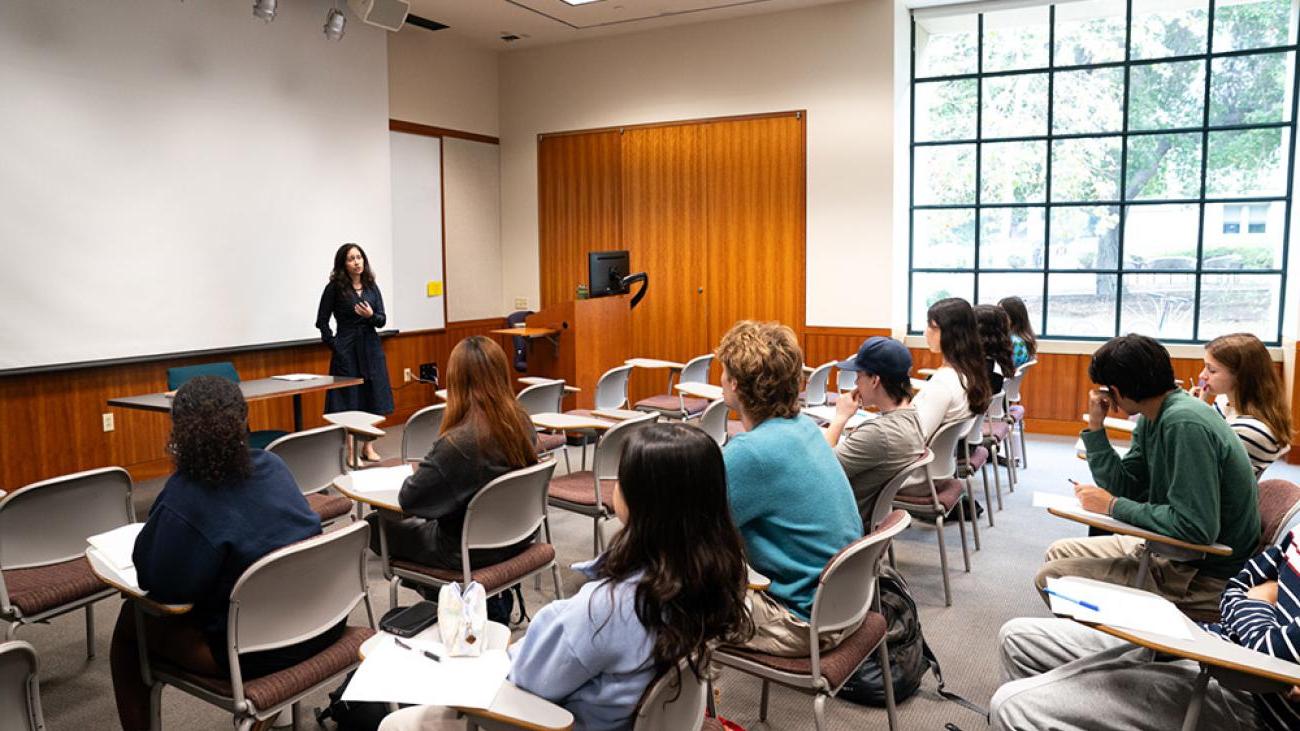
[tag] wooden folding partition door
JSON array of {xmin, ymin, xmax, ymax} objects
[{"xmin": 538, "ymin": 112, "xmax": 806, "ymax": 404}]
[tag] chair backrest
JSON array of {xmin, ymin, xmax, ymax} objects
[
  {"xmin": 0, "ymin": 641, "xmax": 43, "ymax": 731},
  {"xmin": 167, "ymin": 361, "xmax": 240, "ymax": 390},
  {"xmin": 402, "ymin": 404, "xmax": 446, "ymax": 462},
  {"xmin": 594, "ymin": 365, "xmax": 635, "ymax": 410},
  {"xmin": 517, "ymin": 381, "xmax": 564, "ymax": 416},
  {"xmin": 227, "ymin": 521, "xmax": 372, "ymax": 689},
  {"xmin": 808, "ymin": 510, "xmax": 912, "ymax": 679},
  {"xmin": 460, "ymin": 461, "xmax": 559, "ymax": 578},
  {"xmin": 593, "ymin": 411, "xmax": 659, "ymax": 480},
  {"xmin": 0, "ymin": 467, "xmax": 134, "ymax": 571},
  {"xmin": 679, "ymin": 354, "xmax": 714, "ymax": 385},
  {"xmin": 868, "ymin": 451, "xmax": 935, "ymax": 531},
  {"xmin": 1005, "ymin": 359, "xmax": 1036, "ymax": 403},
  {"xmin": 836, "ymin": 368, "xmax": 857, "ymax": 393},
  {"xmin": 803, "ymin": 362, "xmax": 834, "ymax": 406},
  {"xmin": 1258, "ymin": 479, "xmax": 1300, "ymax": 552},
  {"xmin": 986, "ymin": 390, "xmax": 1008, "ymax": 420},
  {"xmin": 696, "ymin": 399, "xmax": 729, "ymax": 446},
  {"xmin": 926, "ymin": 417, "xmax": 976, "ymax": 481},
  {"xmin": 632, "ymin": 656, "xmax": 709, "ymax": 731},
  {"xmin": 265, "ymin": 425, "xmax": 347, "ymax": 495}
]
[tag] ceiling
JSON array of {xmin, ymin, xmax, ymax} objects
[{"xmin": 405, "ymin": 0, "xmax": 854, "ymax": 49}]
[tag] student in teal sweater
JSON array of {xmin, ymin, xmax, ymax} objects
[
  {"xmin": 715, "ymin": 320, "xmax": 863, "ymax": 657},
  {"xmin": 1035, "ymin": 334, "xmax": 1259, "ymax": 614}
]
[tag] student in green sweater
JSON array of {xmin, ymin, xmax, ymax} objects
[
  {"xmin": 716, "ymin": 320, "xmax": 864, "ymax": 657},
  {"xmin": 1034, "ymin": 334, "xmax": 1260, "ymax": 614}
]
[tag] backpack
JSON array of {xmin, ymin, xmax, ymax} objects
[{"xmin": 838, "ymin": 566, "xmax": 986, "ymax": 719}]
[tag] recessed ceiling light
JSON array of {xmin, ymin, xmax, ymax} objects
[
  {"xmin": 252, "ymin": 0, "xmax": 277, "ymax": 22},
  {"xmin": 323, "ymin": 7, "xmax": 347, "ymax": 40},
  {"xmin": 561, "ymin": 0, "xmax": 604, "ymax": 5}
]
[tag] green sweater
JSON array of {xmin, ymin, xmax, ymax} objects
[{"xmin": 1081, "ymin": 389, "xmax": 1259, "ymax": 579}]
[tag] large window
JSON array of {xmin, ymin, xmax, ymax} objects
[{"xmin": 909, "ymin": 0, "xmax": 1299, "ymax": 343}]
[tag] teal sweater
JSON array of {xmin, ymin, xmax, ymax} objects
[
  {"xmin": 724, "ymin": 415, "xmax": 863, "ymax": 619},
  {"xmin": 1081, "ymin": 389, "xmax": 1259, "ymax": 579}
]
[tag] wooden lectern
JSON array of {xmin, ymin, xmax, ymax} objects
[{"xmin": 525, "ymin": 295, "xmax": 632, "ymax": 409}]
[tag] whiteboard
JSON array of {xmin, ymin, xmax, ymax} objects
[
  {"xmin": 0, "ymin": 0, "xmax": 392, "ymax": 372},
  {"xmin": 389, "ymin": 131, "xmax": 446, "ymax": 332}
]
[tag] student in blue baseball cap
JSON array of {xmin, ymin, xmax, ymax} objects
[{"xmin": 823, "ymin": 336, "xmax": 929, "ymax": 526}]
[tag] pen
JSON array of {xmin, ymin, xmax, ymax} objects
[
  {"xmin": 393, "ymin": 637, "xmax": 441, "ymax": 663},
  {"xmin": 1067, "ymin": 478, "xmax": 1079, "ymax": 486},
  {"xmin": 1045, "ymin": 588, "xmax": 1100, "ymax": 612}
]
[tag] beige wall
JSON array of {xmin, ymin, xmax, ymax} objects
[
  {"xmin": 497, "ymin": 0, "xmax": 894, "ymax": 326},
  {"xmin": 388, "ymin": 27, "xmax": 505, "ymax": 322}
]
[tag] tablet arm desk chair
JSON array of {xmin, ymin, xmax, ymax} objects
[
  {"xmin": 166, "ymin": 362, "xmax": 287, "ymax": 450},
  {"xmin": 265, "ymin": 425, "xmax": 354, "ymax": 526},
  {"xmin": 634, "ymin": 354, "xmax": 714, "ymax": 420},
  {"xmin": 799, "ymin": 362, "xmax": 835, "ymax": 408},
  {"xmin": 565, "ymin": 364, "xmax": 635, "ymax": 470},
  {"xmin": 517, "ymin": 381, "xmax": 570, "ymax": 470},
  {"xmin": 0, "ymin": 640, "xmax": 44, "ymax": 731},
  {"xmin": 400, "ymin": 404, "xmax": 447, "ymax": 464}
]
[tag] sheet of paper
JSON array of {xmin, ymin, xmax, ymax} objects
[
  {"xmin": 87, "ymin": 523, "xmax": 144, "ymax": 571},
  {"xmin": 272, "ymin": 373, "xmax": 322, "ymax": 381},
  {"xmin": 349, "ymin": 465, "xmax": 413, "ymax": 494},
  {"xmin": 342, "ymin": 635, "xmax": 510, "ymax": 708},
  {"xmin": 803, "ymin": 405, "xmax": 875, "ymax": 429},
  {"xmin": 1032, "ymin": 491, "xmax": 1083, "ymax": 512},
  {"xmin": 1046, "ymin": 577, "xmax": 1193, "ymax": 640}
]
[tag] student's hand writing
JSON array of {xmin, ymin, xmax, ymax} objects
[
  {"xmin": 1247, "ymin": 580, "xmax": 1279, "ymax": 605},
  {"xmin": 1086, "ymin": 389, "xmax": 1112, "ymax": 432},
  {"xmin": 354, "ymin": 301, "xmax": 374, "ymax": 318},
  {"xmin": 833, "ymin": 390, "xmax": 859, "ymax": 422},
  {"xmin": 1073, "ymin": 483, "xmax": 1115, "ymax": 515}
]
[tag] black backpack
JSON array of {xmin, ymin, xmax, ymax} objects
[{"xmin": 838, "ymin": 566, "xmax": 986, "ymax": 720}]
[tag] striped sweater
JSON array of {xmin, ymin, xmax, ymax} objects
[
  {"xmin": 1215, "ymin": 399, "xmax": 1287, "ymax": 477},
  {"xmin": 1205, "ymin": 527, "xmax": 1300, "ymax": 730}
]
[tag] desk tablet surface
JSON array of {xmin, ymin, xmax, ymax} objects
[{"xmin": 1048, "ymin": 506, "xmax": 1233, "ymax": 556}]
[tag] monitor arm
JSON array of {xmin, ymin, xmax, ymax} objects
[{"xmin": 620, "ymin": 272, "xmax": 649, "ymax": 309}]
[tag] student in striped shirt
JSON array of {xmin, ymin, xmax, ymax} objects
[
  {"xmin": 990, "ymin": 528, "xmax": 1300, "ymax": 730},
  {"xmin": 1194, "ymin": 332, "xmax": 1292, "ymax": 477}
]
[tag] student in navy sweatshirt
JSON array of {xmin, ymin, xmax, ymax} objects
[{"xmin": 109, "ymin": 376, "xmax": 343, "ymax": 731}]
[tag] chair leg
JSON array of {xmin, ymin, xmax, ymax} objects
[
  {"xmin": 887, "ymin": 543, "xmax": 896, "ymax": 569},
  {"xmin": 149, "ymin": 682, "xmax": 164, "ymax": 731},
  {"xmin": 878, "ymin": 638, "xmax": 898, "ymax": 731},
  {"xmin": 935, "ymin": 516, "xmax": 952, "ymax": 607},
  {"xmin": 85, "ymin": 604, "xmax": 96, "ymax": 659},
  {"xmin": 760, "ymin": 679, "xmax": 771, "ymax": 721},
  {"xmin": 1005, "ymin": 437, "xmax": 1018, "ymax": 488},
  {"xmin": 562, "ymin": 447, "xmax": 572, "ymax": 474},
  {"xmin": 551, "ymin": 564, "xmax": 566, "ymax": 600},
  {"xmin": 956, "ymin": 501, "xmax": 971, "ymax": 572},
  {"xmin": 292, "ymin": 702, "xmax": 305, "ymax": 730},
  {"xmin": 965, "ymin": 478, "xmax": 981, "ymax": 551},
  {"xmin": 813, "ymin": 691, "xmax": 827, "ymax": 731},
  {"xmin": 980, "ymin": 468, "xmax": 995, "ymax": 527},
  {"xmin": 1019, "ymin": 425, "xmax": 1029, "ymax": 471},
  {"xmin": 389, "ymin": 576, "xmax": 401, "ymax": 609},
  {"xmin": 5, "ymin": 621, "xmax": 16, "ymax": 640},
  {"xmin": 989, "ymin": 454, "xmax": 1003, "ymax": 511}
]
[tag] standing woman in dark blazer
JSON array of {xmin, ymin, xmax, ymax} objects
[{"xmin": 317, "ymin": 243, "xmax": 394, "ymax": 461}]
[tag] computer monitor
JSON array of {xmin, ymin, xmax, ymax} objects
[{"xmin": 588, "ymin": 250, "xmax": 630, "ymax": 297}]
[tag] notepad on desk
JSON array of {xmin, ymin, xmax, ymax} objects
[
  {"xmin": 1032, "ymin": 491, "xmax": 1086, "ymax": 512},
  {"xmin": 272, "ymin": 373, "xmax": 322, "ymax": 381},
  {"xmin": 88, "ymin": 523, "xmax": 144, "ymax": 571},
  {"xmin": 343, "ymin": 635, "xmax": 510, "ymax": 708},
  {"xmin": 349, "ymin": 464, "xmax": 413, "ymax": 494},
  {"xmin": 1046, "ymin": 577, "xmax": 1192, "ymax": 640}
]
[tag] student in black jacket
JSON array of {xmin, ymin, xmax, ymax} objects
[
  {"xmin": 369, "ymin": 335, "xmax": 539, "ymax": 569},
  {"xmin": 109, "ymin": 376, "xmax": 344, "ymax": 731}
]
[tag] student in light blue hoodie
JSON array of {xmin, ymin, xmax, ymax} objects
[{"xmin": 380, "ymin": 423, "xmax": 753, "ymax": 731}]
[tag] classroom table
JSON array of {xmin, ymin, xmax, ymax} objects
[
  {"xmin": 86, "ymin": 546, "xmax": 192, "ymax": 615},
  {"xmin": 108, "ymin": 375, "xmax": 363, "ymax": 432},
  {"xmin": 1079, "ymin": 414, "xmax": 1139, "ymax": 434},
  {"xmin": 518, "ymin": 377, "xmax": 582, "ymax": 395},
  {"xmin": 1060, "ymin": 578, "xmax": 1300, "ymax": 731},
  {"xmin": 625, "ymin": 358, "xmax": 686, "ymax": 394},
  {"xmin": 357, "ymin": 623, "xmax": 574, "ymax": 731},
  {"xmin": 803, "ymin": 404, "xmax": 876, "ymax": 430},
  {"xmin": 530, "ymin": 413, "xmax": 616, "ymax": 431},
  {"xmin": 334, "ymin": 471, "xmax": 403, "ymax": 512},
  {"xmin": 674, "ymin": 381, "xmax": 723, "ymax": 401},
  {"xmin": 324, "ymin": 410, "xmax": 386, "ymax": 469},
  {"xmin": 491, "ymin": 327, "xmax": 562, "ymax": 358},
  {"xmin": 1047, "ymin": 505, "xmax": 1232, "ymax": 587},
  {"xmin": 590, "ymin": 408, "xmax": 645, "ymax": 421}
]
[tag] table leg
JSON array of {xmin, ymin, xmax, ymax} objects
[{"xmin": 292, "ymin": 394, "xmax": 303, "ymax": 432}]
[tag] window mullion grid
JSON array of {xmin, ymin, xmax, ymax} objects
[
  {"xmin": 1192, "ymin": 2, "xmax": 1217, "ymax": 341},
  {"xmin": 1041, "ymin": 5, "xmax": 1055, "ymax": 338},
  {"xmin": 908, "ymin": 17, "xmax": 918, "ymax": 333},
  {"xmin": 1276, "ymin": 9, "xmax": 1300, "ymax": 345},
  {"xmin": 1114, "ymin": 0, "xmax": 1134, "ymax": 339},
  {"xmin": 973, "ymin": 12, "xmax": 985, "ymax": 305}
]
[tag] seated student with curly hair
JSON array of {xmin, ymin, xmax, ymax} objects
[{"xmin": 715, "ymin": 320, "xmax": 863, "ymax": 657}]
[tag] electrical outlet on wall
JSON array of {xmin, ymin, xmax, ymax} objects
[
  {"xmin": 102, "ymin": 413, "xmax": 115, "ymax": 432},
  {"xmin": 403, "ymin": 368, "xmax": 414, "ymax": 383},
  {"xmin": 514, "ymin": 297, "xmax": 529, "ymax": 310}
]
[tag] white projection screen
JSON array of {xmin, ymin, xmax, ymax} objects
[{"xmin": 0, "ymin": 0, "xmax": 397, "ymax": 372}]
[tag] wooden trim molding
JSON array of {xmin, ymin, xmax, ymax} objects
[
  {"xmin": 538, "ymin": 110, "xmax": 805, "ymax": 140},
  {"xmin": 389, "ymin": 119, "xmax": 500, "ymax": 145}
]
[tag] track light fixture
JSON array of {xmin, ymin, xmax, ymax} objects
[
  {"xmin": 324, "ymin": 7, "xmax": 347, "ymax": 40},
  {"xmin": 252, "ymin": 0, "xmax": 277, "ymax": 22}
]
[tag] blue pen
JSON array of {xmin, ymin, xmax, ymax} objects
[{"xmin": 1045, "ymin": 588, "xmax": 1100, "ymax": 612}]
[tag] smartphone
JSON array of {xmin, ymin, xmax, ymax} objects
[{"xmin": 380, "ymin": 600, "xmax": 439, "ymax": 638}]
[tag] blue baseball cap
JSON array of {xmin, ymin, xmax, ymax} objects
[{"xmin": 835, "ymin": 336, "xmax": 912, "ymax": 380}]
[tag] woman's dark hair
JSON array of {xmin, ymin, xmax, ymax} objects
[
  {"xmin": 329, "ymin": 243, "xmax": 376, "ymax": 293},
  {"xmin": 599, "ymin": 423, "xmax": 753, "ymax": 680},
  {"xmin": 974, "ymin": 304, "xmax": 1016, "ymax": 385},
  {"xmin": 168, "ymin": 376, "xmax": 252, "ymax": 485},
  {"xmin": 869, "ymin": 371, "xmax": 914, "ymax": 404},
  {"xmin": 927, "ymin": 298, "xmax": 992, "ymax": 414},
  {"xmin": 1089, "ymin": 334, "xmax": 1176, "ymax": 401},
  {"xmin": 998, "ymin": 296, "xmax": 1037, "ymax": 358}
]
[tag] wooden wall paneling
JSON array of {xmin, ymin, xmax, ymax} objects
[
  {"xmin": 621, "ymin": 124, "xmax": 710, "ymax": 405},
  {"xmin": 537, "ymin": 132, "xmax": 623, "ymax": 308},
  {"xmin": 703, "ymin": 115, "xmax": 806, "ymax": 347},
  {"xmin": 0, "ymin": 319, "xmax": 506, "ymax": 491}
]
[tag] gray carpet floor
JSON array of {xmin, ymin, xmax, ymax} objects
[{"xmin": 23, "ymin": 431, "xmax": 1300, "ymax": 730}]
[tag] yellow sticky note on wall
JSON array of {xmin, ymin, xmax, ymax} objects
[{"xmin": 427, "ymin": 281, "xmax": 443, "ymax": 297}]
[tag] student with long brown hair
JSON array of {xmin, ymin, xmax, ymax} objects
[
  {"xmin": 368, "ymin": 335, "xmax": 538, "ymax": 569},
  {"xmin": 974, "ymin": 304, "xmax": 1016, "ymax": 394},
  {"xmin": 913, "ymin": 297, "xmax": 992, "ymax": 440},
  {"xmin": 1197, "ymin": 332, "xmax": 1292, "ymax": 476},
  {"xmin": 999, "ymin": 296, "xmax": 1037, "ymax": 369}
]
